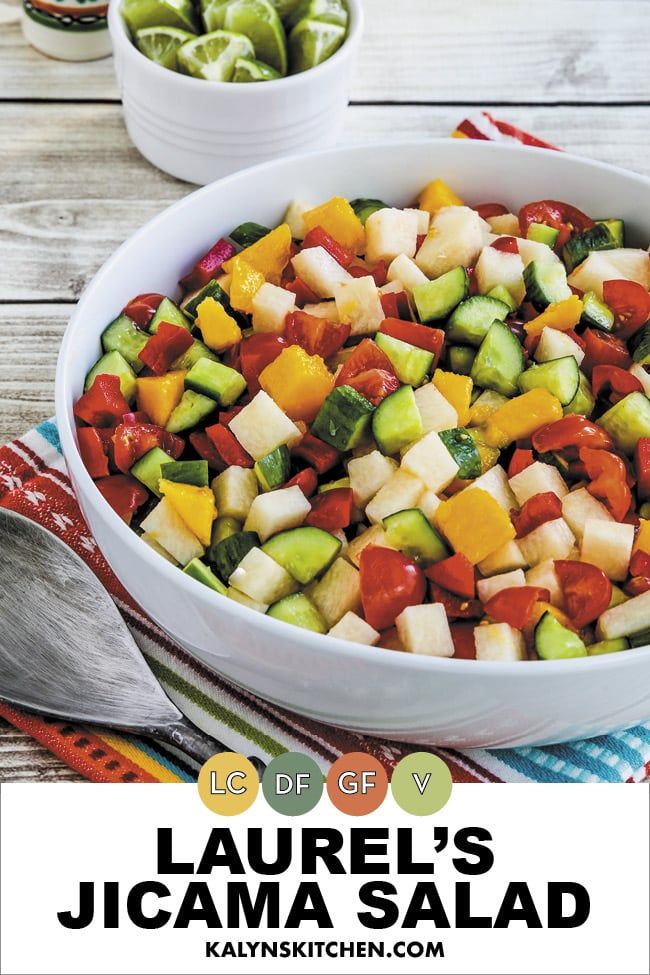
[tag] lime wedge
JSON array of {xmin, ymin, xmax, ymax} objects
[
  {"xmin": 135, "ymin": 26, "xmax": 195, "ymax": 69},
  {"xmin": 223, "ymin": 0, "xmax": 288, "ymax": 76},
  {"xmin": 288, "ymin": 16, "xmax": 345, "ymax": 73},
  {"xmin": 200, "ymin": 0, "xmax": 232, "ymax": 32},
  {"xmin": 269, "ymin": 0, "xmax": 301, "ymax": 19},
  {"xmin": 232, "ymin": 56, "xmax": 282, "ymax": 81},
  {"xmin": 122, "ymin": 0, "xmax": 199, "ymax": 34},
  {"xmin": 177, "ymin": 29, "xmax": 255, "ymax": 80},
  {"xmin": 286, "ymin": 0, "xmax": 348, "ymax": 30}
]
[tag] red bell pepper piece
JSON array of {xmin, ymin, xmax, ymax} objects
[
  {"xmin": 139, "ymin": 322, "xmax": 194, "ymax": 376},
  {"xmin": 428, "ymin": 582, "xmax": 483, "ymax": 619},
  {"xmin": 379, "ymin": 289, "xmax": 411, "ymax": 320},
  {"xmin": 205, "ymin": 423, "xmax": 253, "ymax": 468},
  {"xmin": 532, "ymin": 415, "xmax": 613, "ymax": 453},
  {"xmin": 512, "ymin": 492, "xmax": 563, "ymax": 538},
  {"xmin": 74, "ymin": 374, "xmax": 131, "ymax": 428},
  {"xmin": 285, "ymin": 467, "xmax": 318, "ymax": 498},
  {"xmin": 360, "ymin": 546, "xmax": 426, "ymax": 630},
  {"xmin": 475, "ymin": 202, "xmax": 508, "ymax": 219},
  {"xmin": 122, "ymin": 293, "xmax": 164, "ymax": 328},
  {"xmin": 283, "ymin": 277, "xmax": 320, "ymax": 306},
  {"xmin": 579, "ymin": 447, "xmax": 632, "ymax": 521},
  {"xmin": 379, "ymin": 317, "xmax": 445, "ymax": 363},
  {"xmin": 451, "ymin": 622, "xmax": 477, "ymax": 659},
  {"xmin": 348, "ymin": 369, "xmax": 401, "ymax": 406},
  {"xmin": 416, "ymin": 233, "xmax": 426, "ymax": 250},
  {"xmin": 218, "ymin": 405, "xmax": 245, "ymax": 426},
  {"xmin": 239, "ymin": 333, "xmax": 287, "ymax": 395},
  {"xmin": 189, "ymin": 431, "xmax": 226, "ymax": 471},
  {"xmin": 290, "ymin": 432, "xmax": 339, "ymax": 474},
  {"xmin": 371, "ymin": 261, "xmax": 388, "ymax": 287},
  {"xmin": 625, "ymin": 576, "xmax": 650, "ymax": 597},
  {"xmin": 179, "ymin": 238, "xmax": 235, "ymax": 291},
  {"xmin": 336, "ymin": 338, "xmax": 396, "ymax": 386},
  {"xmin": 630, "ymin": 549, "xmax": 650, "ymax": 577},
  {"xmin": 508, "ymin": 448, "xmax": 535, "ymax": 478},
  {"xmin": 635, "ymin": 438, "xmax": 650, "ymax": 500},
  {"xmin": 591, "ymin": 364, "xmax": 643, "ymax": 403},
  {"xmin": 484, "ymin": 586, "xmax": 551, "ymax": 629},
  {"xmin": 302, "ymin": 226, "xmax": 354, "ymax": 268},
  {"xmin": 565, "ymin": 329, "xmax": 586, "ymax": 352},
  {"xmin": 425, "ymin": 552, "xmax": 475, "ymax": 599},
  {"xmin": 285, "ymin": 310, "xmax": 351, "ymax": 359},
  {"xmin": 554, "ymin": 560, "xmax": 612, "ymax": 629},
  {"xmin": 95, "ymin": 474, "xmax": 149, "ymax": 525},
  {"xmin": 123, "ymin": 411, "xmax": 152, "ymax": 425},
  {"xmin": 581, "ymin": 328, "xmax": 631, "ymax": 374},
  {"xmin": 77, "ymin": 427, "xmax": 110, "ymax": 479},
  {"xmin": 491, "ymin": 236, "xmax": 519, "ymax": 254},
  {"xmin": 466, "ymin": 265, "xmax": 479, "ymax": 297},
  {"xmin": 306, "ymin": 487, "xmax": 354, "ymax": 531},
  {"xmin": 112, "ymin": 422, "xmax": 184, "ymax": 474},
  {"xmin": 518, "ymin": 200, "xmax": 593, "ymax": 250},
  {"xmin": 603, "ymin": 280, "xmax": 650, "ymax": 339}
]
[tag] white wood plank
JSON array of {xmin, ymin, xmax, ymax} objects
[{"xmin": 1, "ymin": 0, "xmax": 647, "ymax": 103}]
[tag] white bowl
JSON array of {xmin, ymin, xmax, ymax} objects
[
  {"xmin": 56, "ymin": 138, "xmax": 650, "ymax": 748},
  {"xmin": 108, "ymin": 0, "xmax": 363, "ymax": 184}
]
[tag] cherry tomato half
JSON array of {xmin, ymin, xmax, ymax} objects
[
  {"xmin": 518, "ymin": 200, "xmax": 593, "ymax": 250},
  {"xmin": 285, "ymin": 310, "xmax": 351, "ymax": 359},
  {"xmin": 475, "ymin": 202, "xmax": 509, "ymax": 220},
  {"xmin": 554, "ymin": 560, "xmax": 612, "ymax": 629},
  {"xmin": 491, "ymin": 236, "xmax": 519, "ymax": 254},
  {"xmin": 581, "ymin": 328, "xmax": 631, "ymax": 374},
  {"xmin": 483, "ymin": 586, "xmax": 551, "ymax": 629},
  {"xmin": 579, "ymin": 447, "xmax": 632, "ymax": 522},
  {"xmin": 360, "ymin": 546, "xmax": 426, "ymax": 630},
  {"xmin": 603, "ymin": 280, "xmax": 650, "ymax": 339},
  {"xmin": 122, "ymin": 292, "xmax": 164, "ymax": 328}
]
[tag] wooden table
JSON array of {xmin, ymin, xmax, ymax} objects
[{"xmin": 0, "ymin": 0, "xmax": 647, "ymax": 780}]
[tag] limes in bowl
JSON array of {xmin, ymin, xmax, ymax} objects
[
  {"xmin": 177, "ymin": 29, "xmax": 254, "ymax": 80},
  {"xmin": 285, "ymin": 0, "xmax": 348, "ymax": 30},
  {"xmin": 135, "ymin": 25, "xmax": 196, "ymax": 68},
  {"xmin": 232, "ymin": 56, "xmax": 282, "ymax": 81},
  {"xmin": 288, "ymin": 16, "xmax": 346, "ymax": 73},
  {"xmin": 122, "ymin": 0, "xmax": 199, "ymax": 33},
  {"xmin": 223, "ymin": 0, "xmax": 287, "ymax": 75}
]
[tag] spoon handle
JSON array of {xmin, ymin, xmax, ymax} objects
[{"xmin": 150, "ymin": 716, "xmax": 266, "ymax": 779}]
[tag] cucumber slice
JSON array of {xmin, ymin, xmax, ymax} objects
[
  {"xmin": 311, "ymin": 385, "xmax": 375, "ymax": 450},
  {"xmin": 131, "ymin": 446, "xmax": 175, "ymax": 496},
  {"xmin": 210, "ymin": 530, "xmax": 259, "ymax": 581},
  {"xmin": 563, "ymin": 370, "xmax": 595, "ymax": 418},
  {"xmin": 212, "ymin": 515, "xmax": 241, "ymax": 546},
  {"xmin": 523, "ymin": 260, "xmax": 571, "ymax": 310},
  {"xmin": 229, "ymin": 221, "xmax": 271, "ymax": 247},
  {"xmin": 372, "ymin": 385, "xmax": 423, "ymax": 455},
  {"xmin": 180, "ymin": 279, "xmax": 240, "ymax": 323},
  {"xmin": 413, "ymin": 266, "xmax": 469, "ymax": 322},
  {"xmin": 262, "ymin": 526, "xmax": 341, "ymax": 583},
  {"xmin": 470, "ymin": 320, "xmax": 525, "ymax": 397},
  {"xmin": 535, "ymin": 611, "xmax": 587, "ymax": 660},
  {"xmin": 599, "ymin": 391, "xmax": 650, "ymax": 454},
  {"xmin": 165, "ymin": 390, "xmax": 216, "ymax": 433},
  {"xmin": 536, "ymin": 450, "xmax": 571, "ymax": 479},
  {"xmin": 438, "ymin": 427, "xmax": 482, "ymax": 478},
  {"xmin": 160, "ymin": 459, "xmax": 209, "ymax": 487},
  {"xmin": 101, "ymin": 313, "xmax": 149, "ymax": 372},
  {"xmin": 628, "ymin": 627, "xmax": 650, "ymax": 648},
  {"xmin": 595, "ymin": 218, "xmax": 625, "ymax": 247},
  {"xmin": 349, "ymin": 198, "xmax": 390, "ymax": 224},
  {"xmin": 446, "ymin": 294, "xmax": 510, "ymax": 347},
  {"xmin": 526, "ymin": 223, "xmax": 559, "ymax": 247},
  {"xmin": 587, "ymin": 637, "xmax": 629, "ymax": 655},
  {"xmin": 267, "ymin": 592, "xmax": 327, "ymax": 633},
  {"xmin": 318, "ymin": 475, "xmax": 350, "ymax": 493},
  {"xmin": 84, "ymin": 350, "xmax": 137, "ymax": 404},
  {"xmin": 254, "ymin": 445, "xmax": 291, "ymax": 491},
  {"xmin": 183, "ymin": 557, "xmax": 228, "ymax": 595},
  {"xmin": 184, "ymin": 358, "xmax": 247, "ymax": 406},
  {"xmin": 486, "ymin": 284, "xmax": 518, "ymax": 313},
  {"xmin": 562, "ymin": 223, "xmax": 616, "ymax": 272},
  {"xmin": 518, "ymin": 355, "xmax": 580, "ymax": 406},
  {"xmin": 447, "ymin": 345, "xmax": 476, "ymax": 375},
  {"xmin": 375, "ymin": 332, "xmax": 434, "ymax": 386},
  {"xmin": 632, "ymin": 324, "xmax": 650, "ymax": 366},
  {"xmin": 149, "ymin": 297, "xmax": 192, "ymax": 333},
  {"xmin": 382, "ymin": 507, "xmax": 449, "ymax": 564},
  {"xmin": 580, "ymin": 290, "xmax": 615, "ymax": 332},
  {"xmin": 171, "ymin": 338, "xmax": 218, "ymax": 371}
]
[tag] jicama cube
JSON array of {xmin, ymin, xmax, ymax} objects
[
  {"xmin": 516, "ymin": 237, "xmax": 560, "ymax": 266},
  {"xmin": 228, "ymin": 547, "xmax": 296, "ymax": 604},
  {"xmin": 460, "ymin": 465, "xmax": 518, "ymax": 513},
  {"xmin": 404, "ymin": 207, "xmax": 431, "ymax": 235},
  {"xmin": 478, "ymin": 539, "xmax": 527, "ymax": 575},
  {"xmin": 334, "ymin": 275, "xmax": 385, "ymax": 336},
  {"xmin": 413, "ymin": 383, "xmax": 458, "ymax": 433},
  {"xmin": 244, "ymin": 485, "xmax": 311, "ymax": 542},
  {"xmin": 346, "ymin": 523, "xmax": 394, "ymax": 567},
  {"xmin": 292, "ymin": 245, "xmax": 352, "ymax": 298},
  {"xmin": 567, "ymin": 252, "xmax": 626, "ymax": 300},
  {"xmin": 283, "ymin": 199, "xmax": 312, "ymax": 240},
  {"xmin": 211, "ymin": 466, "xmax": 258, "ymax": 521},
  {"xmin": 418, "ymin": 489, "xmax": 442, "ymax": 523},
  {"xmin": 303, "ymin": 300, "xmax": 340, "ymax": 320},
  {"xmin": 141, "ymin": 533, "xmax": 177, "ymax": 564},
  {"xmin": 477, "ymin": 568, "xmax": 526, "ymax": 603},
  {"xmin": 252, "ymin": 282, "xmax": 296, "ymax": 334},
  {"xmin": 365, "ymin": 470, "xmax": 425, "ymax": 524},
  {"xmin": 474, "ymin": 623, "xmax": 526, "ymax": 661},
  {"xmin": 401, "ymin": 431, "xmax": 459, "ymax": 492},
  {"xmin": 518, "ymin": 518, "xmax": 575, "ymax": 567},
  {"xmin": 475, "ymin": 245, "xmax": 526, "ymax": 306},
  {"xmin": 386, "ymin": 253, "xmax": 429, "ymax": 295},
  {"xmin": 525, "ymin": 559, "xmax": 563, "ymax": 607},
  {"xmin": 396, "ymin": 603, "xmax": 455, "ymax": 657},
  {"xmin": 140, "ymin": 498, "xmax": 204, "ymax": 565},
  {"xmin": 415, "ymin": 206, "xmax": 489, "ymax": 278},
  {"xmin": 379, "ymin": 279, "xmax": 404, "ymax": 295},
  {"xmin": 596, "ymin": 590, "xmax": 650, "ymax": 641},
  {"xmin": 365, "ymin": 208, "xmax": 420, "ymax": 263},
  {"xmin": 606, "ymin": 248, "xmax": 650, "ymax": 289},
  {"xmin": 486, "ymin": 212, "xmax": 520, "ymax": 236},
  {"xmin": 581, "ymin": 519, "xmax": 634, "ymax": 581},
  {"xmin": 561, "ymin": 487, "xmax": 613, "ymax": 543},
  {"xmin": 227, "ymin": 586, "xmax": 268, "ymax": 614},
  {"xmin": 629, "ymin": 363, "xmax": 650, "ymax": 395},
  {"xmin": 347, "ymin": 449, "xmax": 398, "ymax": 507},
  {"xmin": 329, "ymin": 611, "xmax": 380, "ymax": 646},
  {"xmin": 535, "ymin": 326, "xmax": 585, "ymax": 366},
  {"xmin": 509, "ymin": 461, "xmax": 568, "ymax": 506},
  {"xmin": 309, "ymin": 557, "xmax": 362, "ymax": 627},
  {"xmin": 229, "ymin": 390, "xmax": 300, "ymax": 461}
]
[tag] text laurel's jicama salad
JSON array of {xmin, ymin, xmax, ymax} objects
[{"xmin": 74, "ymin": 181, "xmax": 650, "ymax": 662}]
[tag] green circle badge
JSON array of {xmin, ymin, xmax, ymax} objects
[
  {"xmin": 391, "ymin": 752, "xmax": 453, "ymax": 816},
  {"xmin": 262, "ymin": 753, "xmax": 324, "ymax": 816}
]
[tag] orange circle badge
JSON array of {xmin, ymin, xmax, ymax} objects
[{"xmin": 326, "ymin": 752, "xmax": 388, "ymax": 816}]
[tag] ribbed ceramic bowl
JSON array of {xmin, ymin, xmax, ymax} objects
[
  {"xmin": 108, "ymin": 0, "xmax": 364, "ymax": 184},
  {"xmin": 56, "ymin": 139, "xmax": 650, "ymax": 748}
]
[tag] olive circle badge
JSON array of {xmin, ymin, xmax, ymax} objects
[
  {"xmin": 390, "ymin": 752, "xmax": 453, "ymax": 816},
  {"xmin": 262, "ymin": 753, "xmax": 324, "ymax": 816}
]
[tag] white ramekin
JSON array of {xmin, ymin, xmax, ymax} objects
[{"xmin": 108, "ymin": 0, "xmax": 364, "ymax": 184}]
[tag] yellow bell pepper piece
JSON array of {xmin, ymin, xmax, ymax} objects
[
  {"xmin": 196, "ymin": 296, "xmax": 242, "ymax": 352},
  {"xmin": 528, "ymin": 601, "xmax": 574, "ymax": 631},
  {"xmin": 483, "ymin": 388, "xmax": 563, "ymax": 447},
  {"xmin": 259, "ymin": 345, "xmax": 334, "ymax": 423},
  {"xmin": 434, "ymin": 488, "xmax": 516, "ymax": 565},
  {"xmin": 159, "ymin": 479, "xmax": 216, "ymax": 547},
  {"xmin": 229, "ymin": 258, "xmax": 265, "ymax": 314},
  {"xmin": 524, "ymin": 295, "xmax": 584, "ymax": 336},
  {"xmin": 222, "ymin": 224, "xmax": 293, "ymax": 285},
  {"xmin": 136, "ymin": 371, "xmax": 186, "ymax": 428},
  {"xmin": 633, "ymin": 519, "xmax": 650, "ymax": 555},
  {"xmin": 433, "ymin": 370, "xmax": 473, "ymax": 426},
  {"xmin": 303, "ymin": 197, "xmax": 365, "ymax": 254},
  {"xmin": 418, "ymin": 179, "xmax": 464, "ymax": 215}
]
